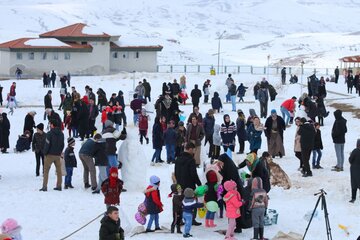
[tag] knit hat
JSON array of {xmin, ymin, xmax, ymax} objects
[
  {"xmin": 109, "ymin": 167, "xmax": 118, "ymax": 188},
  {"xmin": 224, "ymin": 180, "xmax": 237, "ymax": 192},
  {"xmin": 47, "ymin": 90, "xmax": 52, "ymax": 94},
  {"xmin": 184, "ymin": 188, "xmax": 195, "ymax": 198},
  {"xmin": 271, "ymin": 109, "xmax": 277, "ymax": 115},
  {"xmin": 104, "ymin": 120, "xmax": 113, "ymax": 128},
  {"xmin": 178, "ymin": 121, "xmax": 184, "ymax": 127},
  {"xmin": 36, "ymin": 123, "xmax": 44, "ymax": 131},
  {"xmin": 67, "ymin": 137, "xmax": 75, "ymax": 146},
  {"xmin": 168, "ymin": 184, "xmax": 182, "ymax": 197},
  {"xmin": 206, "ymin": 170, "xmax": 218, "ymax": 183},
  {"xmin": 1, "ymin": 218, "xmax": 20, "ymax": 234},
  {"xmin": 150, "ymin": 175, "xmax": 160, "ymax": 186}
]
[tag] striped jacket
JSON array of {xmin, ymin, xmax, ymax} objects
[{"xmin": 220, "ymin": 122, "xmax": 236, "ymax": 146}]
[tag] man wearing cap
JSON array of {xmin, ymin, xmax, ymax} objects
[
  {"xmin": 39, "ymin": 119, "xmax": 64, "ymax": 191},
  {"xmin": 264, "ymin": 110, "xmax": 286, "ymax": 158},
  {"xmin": 23, "ymin": 111, "xmax": 36, "ymax": 143},
  {"xmin": 280, "ymin": 96, "xmax": 297, "ymax": 127},
  {"xmin": 43, "ymin": 90, "xmax": 53, "ymax": 121}
]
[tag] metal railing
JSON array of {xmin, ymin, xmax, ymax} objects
[{"xmin": 157, "ymin": 64, "xmax": 333, "ymax": 76}]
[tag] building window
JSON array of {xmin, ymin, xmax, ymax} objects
[
  {"xmin": 53, "ymin": 52, "xmax": 59, "ymax": 60},
  {"xmin": 92, "ymin": 42, "xmax": 98, "ymax": 45},
  {"xmin": 135, "ymin": 52, "xmax": 140, "ymax": 58},
  {"xmin": 16, "ymin": 53, "xmax": 22, "ymax": 60},
  {"xmin": 113, "ymin": 52, "xmax": 118, "ymax": 58},
  {"xmin": 42, "ymin": 52, "xmax": 47, "ymax": 60},
  {"xmin": 122, "ymin": 52, "xmax": 129, "ymax": 59},
  {"xmin": 64, "ymin": 52, "xmax": 71, "ymax": 60},
  {"xmin": 29, "ymin": 52, "xmax": 34, "ymax": 60},
  {"xmin": 81, "ymin": 41, "xmax": 88, "ymax": 45}
]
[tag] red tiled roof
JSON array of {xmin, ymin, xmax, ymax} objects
[
  {"xmin": 39, "ymin": 23, "xmax": 110, "ymax": 38},
  {"xmin": 0, "ymin": 38, "xmax": 92, "ymax": 50},
  {"xmin": 110, "ymin": 42, "xmax": 163, "ymax": 51},
  {"xmin": 340, "ymin": 55, "xmax": 360, "ymax": 62}
]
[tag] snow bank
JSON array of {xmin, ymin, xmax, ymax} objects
[{"xmin": 24, "ymin": 38, "xmax": 69, "ymax": 47}]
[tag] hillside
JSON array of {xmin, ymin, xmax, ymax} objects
[{"xmin": 0, "ymin": 0, "xmax": 360, "ymax": 67}]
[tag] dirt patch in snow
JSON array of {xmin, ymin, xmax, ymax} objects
[{"xmin": 328, "ymin": 102, "xmax": 360, "ymax": 119}]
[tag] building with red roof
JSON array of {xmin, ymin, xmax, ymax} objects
[{"xmin": 0, "ymin": 23, "xmax": 163, "ymax": 76}]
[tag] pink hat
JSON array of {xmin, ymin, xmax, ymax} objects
[
  {"xmin": 224, "ymin": 180, "xmax": 237, "ymax": 191},
  {"xmin": 1, "ymin": 218, "xmax": 19, "ymax": 234}
]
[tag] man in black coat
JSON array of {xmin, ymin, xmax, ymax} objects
[
  {"xmin": 0, "ymin": 113, "xmax": 10, "ymax": 153},
  {"xmin": 44, "ymin": 90, "xmax": 53, "ymax": 120},
  {"xmin": 23, "ymin": 111, "xmax": 36, "ymax": 143},
  {"xmin": 332, "ymin": 109, "xmax": 347, "ymax": 171},
  {"xmin": 174, "ymin": 142, "xmax": 202, "ymax": 225},
  {"xmin": 50, "ymin": 70, "xmax": 56, "ymax": 88},
  {"xmin": 142, "ymin": 79, "xmax": 151, "ymax": 102},
  {"xmin": 349, "ymin": 139, "xmax": 360, "ymax": 203},
  {"xmin": 40, "ymin": 119, "xmax": 64, "ymax": 191},
  {"xmin": 298, "ymin": 118, "xmax": 315, "ymax": 177},
  {"xmin": 190, "ymin": 84, "xmax": 202, "ymax": 108},
  {"xmin": 334, "ymin": 66, "xmax": 339, "ymax": 84},
  {"xmin": 171, "ymin": 79, "xmax": 181, "ymax": 98},
  {"xmin": 281, "ymin": 67, "xmax": 286, "ymax": 85},
  {"xmin": 99, "ymin": 206, "xmax": 124, "ymax": 240}
]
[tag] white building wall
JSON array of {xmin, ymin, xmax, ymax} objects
[
  {"xmin": 0, "ymin": 51, "xmax": 10, "ymax": 76},
  {"xmin": 110, "ymin": 51, "xmax": 158, "ymax": 72}
]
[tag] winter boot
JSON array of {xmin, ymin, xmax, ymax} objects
[
  {"xmin": 205, "ymin": 219, "xmax": 210, "ymax": 227},
  {"xmin": 259, "ymin": 227, "xmax": 268, "ymax": 240},
  {"xmin": 140, "ymin": 137, "xmax": 143, "ymax": 145},
  {"xmin": 171, "ymin": 225, "xmax": 175, "ymax": 233},
  {"xmin": 64, "ymin": 185, "xmax": 68, "ymax": 189},
  {"xmin": 253, "ymin": 228, "xmax": 259, "ymax": 239},
  {"xmin": 209, "ymin": 219, "xmax": 217, "ymax": 227},
  {"xmin": 176, "ymin": 225, "xmax": 182, "ymax": 234},
  {"xmin": 146, "ymin": 138, "xmax": 149, "ymax": 144}
]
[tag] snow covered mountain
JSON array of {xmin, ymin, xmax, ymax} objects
[{"xmin": 1, "ymin": 0, "xmax": 360, "ymax": 67}]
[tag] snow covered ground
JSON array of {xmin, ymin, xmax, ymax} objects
[
  {"xmin": 0, "ymin": 72, "xmax": 359, "ymax": 239},
  {"xmin": 1, "ymin": 0, "xmax": 360, "ymax": 67}
]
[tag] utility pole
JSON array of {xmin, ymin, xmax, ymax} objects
[{"xmin": 217, "ymin": 30, "xmax": 226, "ymax": 74}]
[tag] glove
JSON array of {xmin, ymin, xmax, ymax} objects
[
  {"xmin": 115, "ymin": 233, "xmax": 121, "ymax": 240},
  {"xmin": 118, "ymin": 161, "xmax": 123, "ymax": 169},
  {"xmin": 121, "ymin": 127, "xmax": 127, "ymax": 135}
]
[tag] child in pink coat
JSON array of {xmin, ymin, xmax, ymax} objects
[{"xmin": 223, "ymin": 180, "xmax": 243, "ymax": 240}]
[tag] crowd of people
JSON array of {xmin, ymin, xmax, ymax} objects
[{"xmin": 0, "ymin": 68, "xmax": 360, "ymax": 240}]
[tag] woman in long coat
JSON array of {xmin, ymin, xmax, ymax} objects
[
  {"xmin": 265, "ymin": 110, "xmax": 285, "ymax": 158},
  {"xmin": 349, "ymin": 139, "xmax": 360, "ymax": 203},
  {"xmin": 0, "ymin": 113, "xmax": 10, "ymax": 153}
]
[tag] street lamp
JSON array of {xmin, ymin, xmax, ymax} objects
[
  {"xmin": 217, "ymin": 30, "xmax": 226, "ymax": 74},
  {"xmin": 300, "ymin": 60, "xmax": 305, "ymax": 95},
  {"xmin": 267, "ymin": 54, "xmax": 270, "ymax": 81}
]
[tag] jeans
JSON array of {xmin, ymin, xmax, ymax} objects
[
  {"xmin": 280, "ymin": 106, "xmax": 291, "ymax": 125},
  {"xmin": 151, "ymin": 148, "xmax": 162, "ymax": 162},
  {"xmin": 226, "ymin": 92, "xmax": 230, "ymax": 102},
  {"xmin": 133, "ymin": 113, "xmax": 139, "ymax": 126},
  {"xmin": 334, "ymin": 143, "xmax": 345, "ymax": 168},
  {"xmin": 312, "ymin": 149, "xmax": 322, "ymax": 166},
  {"xmin": 206, "ymin": 211, "xmax": 215, "ymax": 220},
  {"xmin": 183, "ymin": 212, "xmax": 193, "ymax": 234},
  {"xmin": 115, "ymin": 123, "xmax": 120, "ymax": 131},
  {"xmin": 96, "ymin": 166, "xmax": 108, "ymax": 191},
  {"xmin": 72, "ymin": 127, "xmax": 78, "ymax": 138},
  {"xmin": 147, "ymin": 213, "xmax": 159, "ymax": 230},
  {"xmin": 65, "ymin": 167, "xmax": 73, "ymax": 186},
  {"xmin": 166, "ymin": 144, "xmax": 175, "ymax": 161},
  {"xmin": 230, "ymin": 95, "xmax": 236, "ymax": 111},
  {"xmin": 107, "ymin": 155, "xmax": 118, "ymax": 176}
]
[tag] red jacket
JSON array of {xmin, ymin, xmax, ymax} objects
[
  {"xmin": 138, "ymin": 114, "xmax": 148, "ymax": 131},
  {"xmin": 281, "ymin": 99, "xmax": 295, "ymax": 112},
  {"xmin": 145, "ymin": 186, "xmax": 163, "ymax": 214},
  {"xmin": 101, "ymin": 110, "xmax": 107, "ymax": 124},
  {"xmin": 101, "ymin": 178, "xmax": 123, "ymax": 205},
  {"xmin": 10, "ymin": 85, "xmax": 16, "ymax": 97}
]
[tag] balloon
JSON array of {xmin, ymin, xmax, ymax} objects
[
  {"xmin": 194, "ymin": 185, "xmax": 208, "ymax": 197},
  {"xmin": 179, "ymin": 114, "xmax": 186, "ymax": 122},
  {"xmin": 197, "ymin": 207, "xmax": 207, "ymax": 218},
  {"xmin": 206, "ymin": 201, "xmax": 219, "ymax": 212},
  {"xmin": 135, "ymin": 212, "xmax": 146, "ymax": 225}
]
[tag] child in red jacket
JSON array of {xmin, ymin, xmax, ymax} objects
[
  {"xmin": 64, "ymin": 111, "xmax": 72, "ymax": 137},
  {"xmin": 144, "ymin": 175, "xmax": 163, "ymax": 232},
  {"xmin": 101, "ymin": 167, "xmax": 124, "ymax": 209},
  {"xmin": 138, "ymin": 108, "xmax": 149, "ymax": 144}
]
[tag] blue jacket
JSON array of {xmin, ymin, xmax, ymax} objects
[
  {"xmin": 247, "ymin": 123, "xmax": 263, "ymax": 151},
  {"xmin": 182, "ymin": 198, "xmax": 204, "ymax": 213},
  {"xmin": 203, "ymin": 113, "xmax": 215, "ymax": 135},
  {"xmin": 79, "ymin": 138, "xmax": 96, "ymax": 156},
  {"xmin": 163, "ymin": 127, "xmax": 177, "ymax": 145},
  {"xmin": 236, "ymin": 118, "xmax": 247, "ymax": 141}
]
